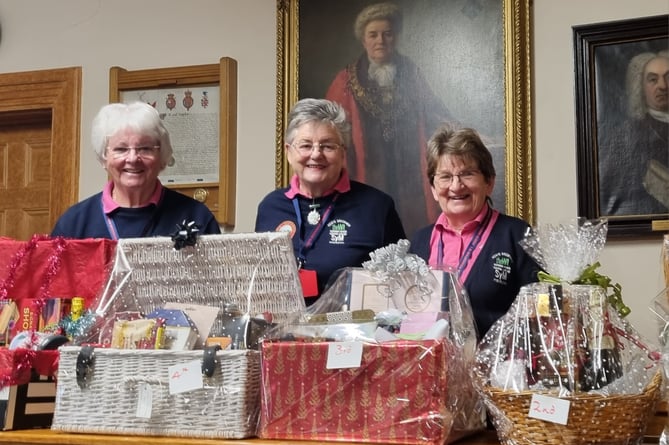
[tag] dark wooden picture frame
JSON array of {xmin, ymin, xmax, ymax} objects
[
  {"xmin": 109, "ymin": 58, "xmax": 238, "ymax": 229},
  {"xmin": 574, "ymin": 15, "xmax": 668, "ymax": 238},
  {"xmin": 276, "ymin": 0, "xmax": 533, "ymax": 236}
]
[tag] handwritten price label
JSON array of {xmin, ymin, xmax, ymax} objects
[
  {"xmin": 326, "ymin": 341, "xmax": 363, "ymax": 369},
  {"xmin": 168, "ymin": 360, "xmax": 203, "ymax": 395},
  {"xmin": 528, "ymin": 394, "xmax": 570, "ymax": 425}
]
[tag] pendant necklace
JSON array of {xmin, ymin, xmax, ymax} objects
[{"xmin": 307, "ymin": 199, "xmax": 321, "ymax": 225}]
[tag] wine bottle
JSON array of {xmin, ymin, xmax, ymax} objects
[
  {"xmin": 529, "ymin": 284, "xmax": 570, "ymax": 388},
  {"xmin": 585, "ymin": 286, "xmax": 623, "ymax": 389}
]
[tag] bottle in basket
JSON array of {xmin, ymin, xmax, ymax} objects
[
  {"xmin": 583, "ymin": 287, "xmax": 624, "ymax": 389},
  {"xmin": 529, "ymin": 284, "xmax": 570, "ymax": 388}
]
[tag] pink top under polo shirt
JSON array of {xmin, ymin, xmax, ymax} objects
[
  {"xmin": 428, "ymin": 204, "xmax": 499, "ymax": 283},
  {"xmin": 284, "ymin": 169, "xmax": 352, "ymax": 199},
  {"xmin": 102, "ymin": 180, "xmax": 164, "ymax": 214}
]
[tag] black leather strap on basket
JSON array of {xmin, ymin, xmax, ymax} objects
[
  {"xmin": 201, "ymin": 345, "xmax": 221, "ymax": 377},
  {"xmin": 76, "ymin": 345, "xmax": 95, "ymax": 389}
]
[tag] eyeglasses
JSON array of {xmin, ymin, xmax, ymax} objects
[
  {"xmin": 107, "ymin": 146, "xmax": 160, "ymax": 160},
  {"xmin": 433, "ymin": 169, "xmax": 481, "ymax": 187},
  {"xmin": 291, "ymin": 141, "xmax": 342, "ymax": 155}
]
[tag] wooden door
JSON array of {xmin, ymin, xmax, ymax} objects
[
  {"xmin": 0, "ymin": 67, "xmax": 81, "ymax": 240},
  {"xmin": 0, "ymin": 112, "xmax": 53, "ymax": 239}
]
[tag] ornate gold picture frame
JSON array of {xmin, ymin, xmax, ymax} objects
[{"xmin": 275, "ymin": 0, "xmax": 533, "ymax": 231}]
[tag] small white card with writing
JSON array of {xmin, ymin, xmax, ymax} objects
[
  {"xmin": 168, "ymin": 360, "xmax": 204, "ymax": 395},
  {"xmin": 136, "ymin": 382, "xmax": 152, "ymax": 418},
  {"xmin": 326, "ymin": 341, "xmax": 363, "ymax": 369},
  {"xmin": 528, "ymin": 393, "xmax": 570, "ymax": 425}
]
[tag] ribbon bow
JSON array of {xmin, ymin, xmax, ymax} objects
[{"xmin": 171, "ymin": 220, "xmax": 200, "ymax": 250}]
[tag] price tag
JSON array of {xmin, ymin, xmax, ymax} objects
[
  {"xmin": 135, "ymin": 382, "xmax": 152, "ymax": 418},
  {"xmin": 0, "ymin": 386, "xmax": 9, "ymax": 401},
  {"xmin": 168, "ymin": 360, "xmax": 203, "ymax": 395},
  {"xmin": 326, "ymin": 341, "xmax": 363, "ymax": 369},
  {"xmin": 528, "ymin": 393, "xmax": 570, "ymax": 425}
]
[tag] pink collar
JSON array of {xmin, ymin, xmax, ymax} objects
[
  {"xmin": 284, "ymin": 169, "xmax": 351, "ymax": 199},
  {"xmin": 102, "ymin": 180, "xmax": 163, "ymax": 214},
  {"xmin": 434, "ymin": 203, "xmax": 490, "ymax": 234}
]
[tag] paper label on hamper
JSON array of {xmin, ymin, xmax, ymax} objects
[
  {"xmin": 528, "ymin": 394, "xmax": 570, "ymax": 425},
  {"xmin": 168, "ymin": 360, "xmax": 204, "ymax": 394},
  {"xmin": 136, "ymin": 382, "xmax": 153, "ymax": 418},
  {"xmin": 326, "ymin": 341, "xmax": 363, "ymax": 369}
]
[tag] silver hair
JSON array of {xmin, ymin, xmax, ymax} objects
[
  {"xmin": 353, "ymin": 2, "xmax": 402, "ymax": 41},
  {"xmin": 626, "ymin": 49, "xmax": 669, "ymax": 119},
  {"xmin": 91, "ymin": 101, "xmax": 174, "ymax": 169},
  {"xmin": 284, "ymin": 98, "xmax": 351, "ymax": 148}
]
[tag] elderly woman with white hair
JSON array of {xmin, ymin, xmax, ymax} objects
[
  {"xmin": 52, "ymin": 102, "xmax": 221, "ymax": 238},
  {"xmin": 326, "ymin": 2, "xmax": 454, "ymax": 238},
  {"xmin": 599, "ymin": 50, "xmax": 668, "ymax": 216}
]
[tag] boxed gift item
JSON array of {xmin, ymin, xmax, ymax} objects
[
  {"xmin": 52, "ymin": 232, "xmax": 305, "ymax": 439},
  {"xmin": 260, "ymin": 338, "xmax": 452, "ymax": 445},
  {"xmin": 259, "ymin": 240, "xmax": 485, "ymax": 444},
  {"xmin": 0, "ymin": 235, "xmax": 116, "ymax": 430},
  {"xmin": 474, "ymin": 219, "xmax": 662, "ymax": 445}
]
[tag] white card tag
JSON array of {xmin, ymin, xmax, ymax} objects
[
  {"xmin": 168, "ymin": 360, "xmax": 204, "ymax": 395},
  {"xmin": 528, "ymin": 393, "xmax": 570, "ymax": 425},
  {"xmin": 326, "ymin": 341, "xmax": 363, "ymax": 369},
  {"xmin": 135, "ymin": 382, "xmax": 152, "ymax": 418},
  {"xmin": 0, "ymin": 385, "xmax": 9, "ymax": 401}
]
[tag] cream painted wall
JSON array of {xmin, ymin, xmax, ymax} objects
[
  {"xmin": 0, "ymin": 0, "xmax": 667, "ymax": 341},
  {"xmin": 0, "ymin": 0, "xmax": 277, "ymax": 234}
]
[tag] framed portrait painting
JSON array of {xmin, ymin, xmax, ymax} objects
[
  {"xmin": 276, "ymin": 0, "xmax": 533, "ymax": 237},
  {"xmin": 574, "ymin": 15, "xmax": 668, "ymax": 238}
]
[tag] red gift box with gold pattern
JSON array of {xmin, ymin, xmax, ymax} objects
[{"xmin": 259, "ymin": 339, "xmax": 452, "ymax": 444}]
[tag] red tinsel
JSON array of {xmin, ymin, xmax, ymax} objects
[
  {"xmin": 0, "ymin": 348, "xmax": 59, "ymax": 388},
  {"xmin": 0, "ymin": 235, "xmax": 67, "ymax": 344}
]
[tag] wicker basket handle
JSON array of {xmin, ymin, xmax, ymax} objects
[{"xmin": 122, "ymin": 375, "xmax": 166, "ymax": 386}]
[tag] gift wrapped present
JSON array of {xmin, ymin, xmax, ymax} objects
[
  {"xmin": 260, "ymin": 240, "xmax": 485, "ymax": 444},
  {"xmin": 259, "ymin": 339, "xmax": 452, "ymax": 445}
]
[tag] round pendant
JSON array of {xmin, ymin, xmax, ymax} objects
[{"xmin": 307, "ymin": 209, "xmax": 321, "ymax": 225}]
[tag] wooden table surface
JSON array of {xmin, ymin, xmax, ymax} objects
[
  {"xmin": 0, "ymin": 428, "xmax": 661, "ymax": 444},
  {"xmin": 0, "ymin": 429, "xmax": 502, "ymax": 445}
]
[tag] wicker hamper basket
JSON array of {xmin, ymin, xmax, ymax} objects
[
  {"xmin": 52, "ymin": 232, "xmax": 305, "ymax": 438},
  {"xmin": 52, "ymin": 346, "xmax": 261, "ymax": 438},
  {"xmin": 483, "ymin": 370, "xmax": 662, "ymax": 445}
]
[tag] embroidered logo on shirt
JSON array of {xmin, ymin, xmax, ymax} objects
[
  {"xmin": 275, "ymin": 221, "xmax": 297, "ymax": 238},
  {"xmin": 328, "ymin": 219, "xmax": 350, "ymax": 245},
  {"xmin": 491, "ymin": 252, "xmax": 512, "ymax": 285}
]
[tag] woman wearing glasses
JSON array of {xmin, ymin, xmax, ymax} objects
[
  {"xmin": 51, "ymin": 102, "xmax": 220, "ymax": 239},
  {"xmin": 255, "ymin": 98, "xmax": 405, "ymax": 302},
  {"xmin": 409, "ymin": 125, "xmax": 540, "ymax": 338}
]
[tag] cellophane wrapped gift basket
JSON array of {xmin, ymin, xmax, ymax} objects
[
  {"xmin": 259, "ymin": 240, "xmax": 486, "ymax": 445},
  {"xmin": 51, "ymin": 231, "xmax": 306, "ymax": 439},
  {"xmin": 474, "ymin": 219, "xmax": 662, "ymax": 445}
]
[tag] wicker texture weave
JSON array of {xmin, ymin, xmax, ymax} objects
[
  {"xmin": 94, "ymin": 232, "xmax": 305, "ymax": 337},
  {"xmin": 52, "ymin": 346, "xmax": 261, "ymax": 438},
  {"xmin": 483, "ymin": 370, "xmax": 662, "ymax": 445}
]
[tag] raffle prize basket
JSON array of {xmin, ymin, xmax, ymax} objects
[
  {"xmin": 475, "ymin": 282, "xmax": 662, "ymax": 445},
  {"xmin": 51, "ymin": 232, "xmax": 306, "ymax": 439}
]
